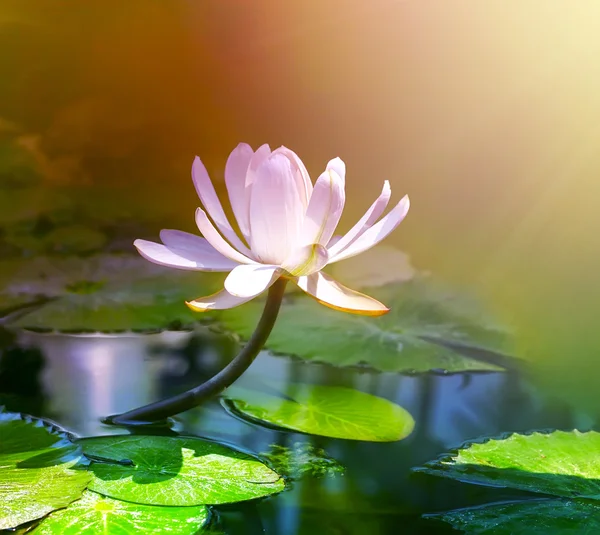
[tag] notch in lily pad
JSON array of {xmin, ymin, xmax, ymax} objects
[
  {"xmin": 223, "ymin": 381, "xmax": 415, "ymax": 442},
  {"xmin": 78, "ymin": 434, "xmax": 285, "ymax": 506}
]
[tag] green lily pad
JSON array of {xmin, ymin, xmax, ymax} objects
[
  {"xmin": 223, "ymin": 382, "xmax": 415, "ymax": 442},
  {"xmin": 0, "ymin": 255, "xmax": 222, "ymax": 332},
  {"xmin": 0, "ymin": 412, "xmax": 91, "ymax": 530},
  {"xmin": 30, "ymin": 490, "xmax": 209, "ymax": 535},
  {"xmin": 414, "ymin": 430, "xmax": 600, "ymax": 499},
  {"xmin": 426, "ymin": 498, "xmax": 600, "ymax": 534},
  {"xmin": 78, "ymin": 435, "xmax": 284, "ymax": 506},
  {"xmin": 218, "ymin": 277, "xmax": 513, "ymax": 373}
]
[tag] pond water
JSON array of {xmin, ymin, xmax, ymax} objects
[{"xmin": 0, "ymin": 327, "xmax": 586, "ymax": 534}]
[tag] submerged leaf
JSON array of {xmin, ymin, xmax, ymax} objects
[
  {"xmin": 31, "ymin": 490, "xmax": 209, "ymax": 535},
  {"xmin": 0, "ymin": 412, "xmax": 91, "ymax": 530},
  {"xmin": 224, "ymin": 382, "xmax": 414, "ymax": 442},
  {"xmin": 218, "ymin": 278, "xmax": 513, "ymax": 373},
  {"xmin": 261, "ymin": 442, "xmax": 345, "ymax": 479},
  {"xmin": 414, "ymin": 430, "xmax": 600, "ymax": 499},
  {"xmin": 78, "ymin": 435, "xmax": 284, "ymax": 506}
]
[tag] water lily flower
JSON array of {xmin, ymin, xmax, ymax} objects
[{"xmin": 135, "ymin": 144, "xmax": 409, "ymax": 316}]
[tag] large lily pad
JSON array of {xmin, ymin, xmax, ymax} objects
[
  {"xmin": 218, "ymin": 277, "xmax": 513, "ymax": 373},
  {"xmin": 414, "ymin": 430, "xmax": 600, "ymax": 499},
  {"xmin": 31, "ymin": 490, "xmax": 209, "ymax": 535},
  {"xmin": 224, "ymin": 382, "xmax": 414, "ymax": 442},
  {"xmin": 78, "ymin": 435, "xmax": 284, "ymax": 506},
  {"xmin": 0, "ymin": 255, "xmax": 222, "ymax": 332},
  {"xmin": 426, "ymin": 498, "xmax": 600, "ymax": 534},
  {"xmin": 0, "ymin": 412, "xmax": 91, "ymax": 530}
]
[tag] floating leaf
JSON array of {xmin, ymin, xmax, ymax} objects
[
  {"xmin": 414, "ymin": 430, "xmax": 600, "ymax": 499},
  {"xmin": 0, "ymin": 412, "xmax": 91, "ymax": 530},
  {"xmin": 31, "ymin": 490, "xmax": 209, "ymax": 535},
  {"xmin": 0, "ymin": 255, "xmax": 222, "ymax": 332},
  {"xmin": 218, "ymin": 278, "xmax": 513, "ymax": 373},
  {"xmin": 426, "ymin": 498, "xmax": 600, "ymax": 534},
  {"xmin": 223, "ymin": 382, "xmax": 414, "ymax": 442},
  {"xmin": 78, "ymin": 435, "xmax": 284, "ymax": 506}
]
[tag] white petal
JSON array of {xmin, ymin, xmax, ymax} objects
[
  {"xmin": 134, "ymin": 238, "xmax": 237, "ymax": 272},
  {"xmin": 300, "ymin": 168, "xmax": 345, "ymax": 247},
  {"xmin": 296, "ymin": 272, "xmax": 389, "ymax": 316},
  {"xmin": 195, "ymin": 208, "xmax": 256, "ymax": 265},
  {"xmin": 328, "ymin": 181, "xmax": 392, "ymax": 258},
  {"xmin": 329, "ymin": 195, "xmax": 410, "ymax": 263},
  {"xmin": 283, "ymin": 244, "xmax": 329, "ymax": 276},
  {"xmin": 159, "ymin": 229, "xmax": 236, "ymax": 263},
  {"xmin": 224, "ymin": 143, "xmax": 272, "ymax": 242},
  {"xmin": 186, "ymin": 289, "xmax": 256, "ymax": 311},
  {"xmin": 224, "ymin": 143, "xmax": 254, "ymax": 238},
  {"xmin": 248, "ymin": 153, "xmax": 305, "ymax": 264},
  {"xmin": 326, "ymin": 157, "xmax": 346, "ymax": 182},
  {"xmin": 224, "ymin": 264, "xmax": 282, "ymax": 298},
  {"xmin": 327, "ymin": 235, "xmax": 343, "ymax": 248},
  {"xmin": 270, "ymin": 146, "xmax": 313, "ymax": 207},
  {"xmin": 191, "ymin": 156, "xmax": 253, "ymax": 256}
]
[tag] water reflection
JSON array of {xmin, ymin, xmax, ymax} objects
[
  {"xmin": 19, "ymin": 331, "xmax": 191, "ymax": 435},
  {"xmin": 1, "ymin": 329, "xmax": 587, "ymax": 534}
]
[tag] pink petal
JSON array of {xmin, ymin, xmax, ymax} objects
[
  {"xmin": 300, "ymin": 168, "xmax": 345, "ymax": 247},
  {"xmin": 159, "ymin": 229, "xmax": 236, "ymax": 262},
  {"xmin": 328, "ymin": 181, "xmax": 392, "ymax": 258},
  {"xmin": 224, "ymin": 264, "xmax": 282, "ymax": 298},
  {"xmin": 296, "ymin": 272, "xmax": 389, "ymax": 316},
  {"xmin": 224, "ymin": 143, "xmax": 254, "ymax": 238},
  {"xmin": 195, "ymin": 208, "xmax": 257, "ymax": 265},
  {"xmin": 326, "ymin": 157, "xmax": 346, "ymax": 182},
  {"xmin": 329, "ymin": 195, "xmax": 410, "ymax": 263},
  {"xmin": 191, "ymin": 156, "xmax": 253, "ymax": 256},
  {"xmin": 225, "ymin": 143, "xmax": 272, "ymax": 242},
  {"xmin": 327, "ymin": 235, "xmax": 343, "ymax": 248},
  {"xmin": 134, "ymin": 238, "xmax": 238, "ymax": 272},
  {"xmin": 186, "ymin": 289, "xmax": 256, "ymax": 312},
  {"xmin": 248, "ymin": 153, "xmax": 305, "ymax": 264},
  {"xmin": 270, "ymin": 146, "xmax": 313, "ymax": 207},
  {"xmin": 283, "ymin": 244, "xmax": 329, "ymax": 276}
]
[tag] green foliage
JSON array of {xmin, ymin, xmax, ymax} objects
[
  {"xmin": 218, "ymin": 278, "xmax": 513, "ymax": 373},
  {"xmin": 224, "ymin": 382, "xmax": 414, "ymax": 442},
  {"xmin": 78, "ymin": 435, "xmax": 285, "ymax": 506},
  {"xmin": 0, "ymin": 412, "xmax": 91, "ymax": 530}
]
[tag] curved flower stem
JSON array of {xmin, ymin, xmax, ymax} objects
[{"xmin": 105, "ymin": 278, "xmax": 289, "ymax": 426}]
